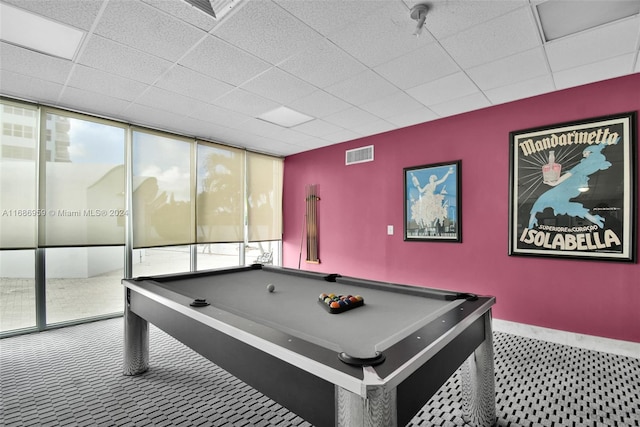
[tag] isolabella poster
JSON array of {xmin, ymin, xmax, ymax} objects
[{"xmin": 509, "ymin": 112, "xmax": 636, "ymax": 262}]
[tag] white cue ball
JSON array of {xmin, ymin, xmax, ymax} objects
[{"xmin": 267, "ymin": 283, "xmax": 275, "ymax": 293}]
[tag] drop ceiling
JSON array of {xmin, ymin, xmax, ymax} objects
[{"xmin": 1, "ymin": 0, "xmax": 639, "ymax": 157}]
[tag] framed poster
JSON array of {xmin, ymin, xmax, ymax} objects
[
  {"xmin": 509, "ymin": 112, "xmax": 636, "ymax": 262},
  {"xmin": 404, "ymin": 160, "xmax": 461, "ymax": 242}
]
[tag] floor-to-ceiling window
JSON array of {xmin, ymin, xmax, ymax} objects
[
  {"xmin": 40, "ymin": 109, "xmax": 126, "ymax": 327},
  {"xmin": 0, "ymin": 98, "xmax": 283, "ymax": 336},
  {"xmin": 246, "ymin": 151, "xmax": 283, "ymax": 266},
  {"xmin": 196, "ymin": 141, "xmax": 246, "ymax": 269},
  {"xmin": 1, "ymin": 101, "xmax": 39, "ymax": 332},
  {"xmin": 131, "ymin": 129, "xmax": 193, "ymax": 276}
]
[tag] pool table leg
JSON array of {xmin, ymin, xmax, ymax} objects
[
  {"xmin": 123, "ymin": 289, "xmax": 149, "ymax": 376},
  {"xmin": 335, "ymin": 382, "xmax": 397, "ymax": 427},
  {"xmin": 460, "ymin": 311, "xmax": 496, "ymax": 427}
]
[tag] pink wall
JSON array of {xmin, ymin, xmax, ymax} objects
[{"xmin": 282, "ymin": 74, "xmax": 640, "ymax": 343}]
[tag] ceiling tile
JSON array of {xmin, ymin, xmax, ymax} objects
[
  {"xmin": 293, "ymin": 119, "xmax": 344, "ymax": 138},
  {"xmin": 58, "ymin": 86, "xmax": 130, "ymax": 118},
  {"xmin": 136, "ymin": 86, "xmax": 210, "ymax": 117},
  {"xmin": 322, "ymin": 128, "xmax": 363, "ymax": 144},
  {"xmin": 0, "ymin": 70, "xmax": 64, "ymax": 105},
  {"xmin": 247, "ymin": 137, "xmax": 298, "ymax": 157},
  {"xmin": 386, "ymin": 106, "xmax": 439, "ymax": 128},
  {"xmin": 269, "ymin": 128, "xmax": 316, "ymax": 145},
  {"xmin": 291, "ymin": 136, "xmax": 337, "ymax": 152},
  {"xmin": 194, "ymin": 123, "xmax": 246, "ymax": 144},
  {"xmin": 275, "ymin": 0, "xmax": 382, "ymax": 36},
  {"xmin": 212, "ymin": 0, "xmax": 323, "ymax": 64},
  {"xmin": 212, "ymin": 89, "xmax": 280, "ymax": 117},
  {"xmin": 1, "ymin": 0, "xmax": 103, "ymax": 31},
  {"xmin": 323, "ymin": 107, "xmax": 379, "ymax": 128},
  {"xmin": 545, "ymin": 15, "xmax": 640, "ymax": 72},
  {"xmin": 154, "ymin": 65, "xmax": 234, "ymax": 103},
  {"xmin": 407, "ymin": 72, "xmax": 479, "ymax": 106},
  {"xmin": 188, "ymin": 103, "xmax": 251, "ymax": 129},
  {"xmin": 429, "ymin": 92, "xmax": 491, "ymax": 117},
  {"xmin": 0, "ymin": 41, "xmax": 72, "ymax": 84},
  {"xmin": 77, "ymin": 35, "xmax": 172, "ymax": 84},
  {"xmin": 67, "ymin": 65, "xmax": 148, "ymax": 102},
  {"xmin": 553, "ymin": 53, "xmax": 637, "ymax": 90},
  {"xmin": 95, "ymin": 0, "xmax": 206, "ymax": 62},
  {"xmin": 200, "ymin": 126, "xmax": 267, "ymax": 149},
  {"xmin": 183, "ymin": 118, "xmax": 235, "ymax": 142},
  {"xmin": 441, "ymin": 6, "xmax": 540, "ymax": 69},
  {"xmin": 179, "ymin": 35, "xmax": 270, "ymax": 86},
  {"xmin": 240, "ymin": 68, "xmax": 316, "ymax": 104},
  {"xmin": 467, "ymin": 47, "xmax": 549, "ymax": 91},
  {"xmin": 360, "ymin": 91, "xmax": 425, "ymax": 119},
  {"xmin": 410, "ymin": 0, "xmax": 527, "ymax": 39},
  {"xmin": 125, "ymin": 103, "xmax": 192, "ymax": 133},
  {"xmin": 325, "ymin": 70, "xmax": 399, "ymax": 105},
  {"xmin": 287, "ymin": 90, "xmax": 351, "ymax": 119},
  {"xmin": 352, "ymin": 119, "xmax": 396, "ymax": 137},
  {"xmin": 278, "ymin": 38, "xmax": 366, "ymax": 88},
  {"xmin": 484, "ymin": 75, "xmax": 555, "ymax": 105},
  {"xmin": 241, "ymin": 117, "xmax": 293, "ymax": 138},
  {"xmin": 328, "ymin": 1, "xmax": 434, "ymax": 67},
  {"xmin": 374, "ymin": 42, "xmax": 460, "ymax": 90}
]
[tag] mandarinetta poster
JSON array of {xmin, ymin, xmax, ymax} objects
[{"xmin": 509, "ymin": 112, "xmax": 636, "ymax": 262}]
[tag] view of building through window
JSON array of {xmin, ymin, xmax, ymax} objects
[{"xmin": 0, "ymin": 100, "xmax": 283, "ymax": 336}]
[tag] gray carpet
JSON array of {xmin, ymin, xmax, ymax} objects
[{"xmin": 1, "ymin": 318, "xmax": 638, "ymax": 426}]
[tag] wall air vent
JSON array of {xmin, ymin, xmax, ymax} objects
[{"xmin": 345, "ymin": 145, "xmax": 374, "ymax": 165}]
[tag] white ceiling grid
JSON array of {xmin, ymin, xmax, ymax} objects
[{"xmin": 0, "ymin": 0, "xmax": 639, "ymax": 157}]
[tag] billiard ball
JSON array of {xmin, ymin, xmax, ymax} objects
[{"xmin": 267, "ymin": 283, "xmax": 275, "ymax": 293}]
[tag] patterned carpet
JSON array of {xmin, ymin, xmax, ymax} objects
[{"xmin": 1, "ymin": 318, "xmax": 638, "ymax": 426}]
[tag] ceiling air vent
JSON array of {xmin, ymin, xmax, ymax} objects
[
  {"xmin": 345, "ymin": 145, "xmax": 374, "ymax": 166},
  {"xmin": 183, "ymin": 0, "xmax": 243, "ymax": 20}
]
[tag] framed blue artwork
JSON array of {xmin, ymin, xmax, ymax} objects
[{"xmin": 404, "ymin": 160, "xmax": 461, "ymax": 242}]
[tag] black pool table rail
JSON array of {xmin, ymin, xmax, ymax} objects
[{"xmin": 134, "ymin": 263, "xmax": 481, "ymax": 303}]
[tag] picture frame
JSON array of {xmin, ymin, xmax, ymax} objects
[
  {"xmin": 508, "ymin": 112, "xmax": 637, "ymax": 262},
  {"xmin": 404, "ymin": 160, "xmax": 461, "ymax": 242}
]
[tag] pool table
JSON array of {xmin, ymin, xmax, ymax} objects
[{"xmin": 123, "ymin": 264, "xmax": 496, "ymax": 427}]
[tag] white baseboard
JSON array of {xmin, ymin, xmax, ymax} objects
[{"xmin": 492, "ymin": 319, "xmax": 640, "ymax": 359}]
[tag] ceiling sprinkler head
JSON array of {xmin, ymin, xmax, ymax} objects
[{"xmin": 410, "ymin": 4, "xmax": 429, "ymax": 37}]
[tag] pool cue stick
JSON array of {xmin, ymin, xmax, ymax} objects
[
  {"xmin": 313, "ymin": 194, "xmax": 316, "ymax": 261},
  {"xmin": 309, "ymin": 188, "xmax": 314, "ymax": 262},
  {"xmin": 311, "ymin": 187, "xmax": 316, "ymax": 261},
  {"xmin": 298, "ymin": 213, "xmax": 306, "ymax": 269}
]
